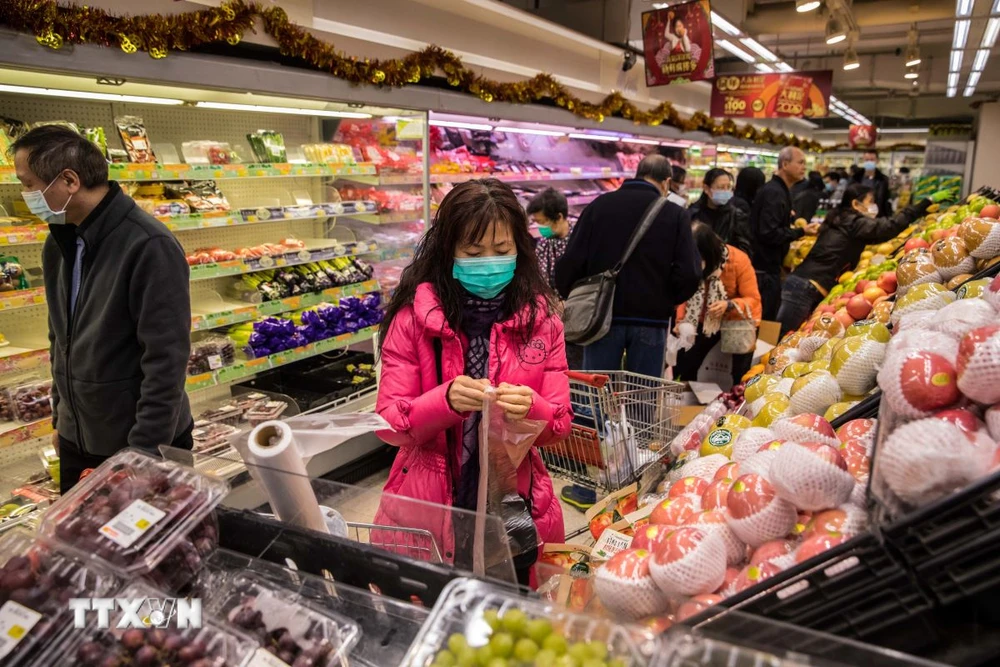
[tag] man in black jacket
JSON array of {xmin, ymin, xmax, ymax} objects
[
  {"xmin": 13, "ymin": 126, "xmax": 193, "ymax": 492},
  {"xmin": 749, "ymin": 147, "xmax": 820, "ymax": 320},
  {"xmin": 852, "ymin": 149, "xmax": 892, "ymax": 217},
  {"xmin": 555, "ymin": 154, "xmax": 702, "ymax": 378}
]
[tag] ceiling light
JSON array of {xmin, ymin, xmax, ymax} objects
[
  {"xmin": 652, "ymin": 2, "xmax": 669, "ymax": 7},
  {"xmin": 968, "ymin": 70, "xmax": 982, "ymax": 89},
  {"xmin": 717, "ymin": 39, "xmax": 757, "ymax": 64},
  {"xmin": 951, "ymin": 49, "xmax": 964, "ymax": 72},
  {"xmin": 957, "ymin": 0, "xmax": 975, "ymax": 17},
  {"xmin": 984, "ymin": 18, "xmax": 1000, "ymax": 47},
  {"xmin": 825, "ymin": 15, "xmax": 847, "ymax": 45},
  {"xmin": 195, "ymin": 101, "xmax": 371, "ymax": 118},
  {"xmin": 756, "ymin": 63, "xmax": 775, "ymax": 73},
  {"xmin": 947, "ymin": 86, "xmax": 958, "ymax": 97},
  {"xmin": 904, "ymin": 66, "xmax": 919, "ymax": 79},
  {"xmin": 741, "ymin": 38, "xmax": 780, "ymax": 61},
  {"xmin": 905, "ymin": 45, "xmax": 922, "ymax": 67},
  {"xmin": 567, "ymin": 133, "xmax": 621, "ymax": 142},
  {"xmin": 428, "ymin": 119, "xmax": 493, "ymax": 130},
  {"xmin": 954, "ymin": 19, "xmax": 971, "ymax": 50},
  {"xmin": 796, "ymin": 0, "xmax": 821, "ymax": 11},
  {"xmin": 994, "ymin": 0, "xmax": 1000, "ymax": 13},
  {"xmin": 493, "ymin": 126, "xmax": 565, "ymax": 136},
  {"xmin": 0, "ymin": 84, "xmax": 183, "ymax": 105},
  {"xmin": 949, "ymin": 72, "xmax": 960, "ymax": 87},
  {"xmin": 973, "ymin": 48, "xmax": 991, "ymax": 71},
  {"xmin": 776, "ymin": 62, "xmax": 795, "ymax": 72},
  {"xmin": 880, "ymin": 127, "xmax": 931, "ymax": 133},
  {"xmin": 710, "ymin": 11, "xmax": 741, "ymax": 36},
  {"xmin": 843, "ymin": 48, "xmax": 860, "ymax": 70}
]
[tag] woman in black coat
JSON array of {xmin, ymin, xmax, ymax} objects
[
  {"xmin": 731, "ymin": 166, "xmax": 766, "ymax": 218},
  {"xmin": 689, "ymin": 168, "xmax": 753, "ymax": 257}
]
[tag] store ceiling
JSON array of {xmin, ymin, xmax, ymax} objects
[{"xmin": 502, "ymin": 0, "xmax": 998, "ymax": 126}]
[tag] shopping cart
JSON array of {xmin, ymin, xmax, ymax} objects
[
  {"xmin": 541, "ymin": 370, "xmax": 683, "ymax": 496},
  {"xmin": 348, "ymin": 521, "xmax": 443, "ymax": 563}
]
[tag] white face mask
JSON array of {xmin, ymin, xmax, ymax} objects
[
  {"xmin": 21, "ymin": 176, "xmax": 72, "ymax": 225},
  {"xmin": 864, "ymin": 203, "xmax": 879, "ymax": 218}
]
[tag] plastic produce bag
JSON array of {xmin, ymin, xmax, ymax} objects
[{"xmin": 473, "ymin": 388, "xmax": 546, "ymax": 576}]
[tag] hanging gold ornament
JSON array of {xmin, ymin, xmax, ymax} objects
[
  {"xmin": 227, "ymin": 33, "xmax": 241, "ymax": 46},
  {"xmin": 371, "ymin": 70, "xmax": 386, "ymax": 84},
  {"xmin": 35, "ymin": 29, "xmax": 63, "ymax": 49},
  {"xmin": 119, "ymin": 34, "xmax": 138, "ymax": 54},
  {"xmin": 148, "ymin": 46, "xmax": 167, "ymax": 59}
]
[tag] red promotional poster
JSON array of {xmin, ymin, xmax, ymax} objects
[
  {"xmin": 710, "ymin": 70, "xmax": 833, "ymax": 119},
  {"xmin": 849, "ymin": 124, "xmax": 878, "ymax": 149},
  {"xmin": 641, "ymin": 1, "xmax": 715, "ymax": 87}
]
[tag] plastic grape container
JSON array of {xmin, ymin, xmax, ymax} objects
[
  {"xmin": 401, "ymin": 577, "xmax": 666, "ymax": 667},
  {"xmin": 34, "ymin": 581, "xmax": 257, "ymax": 667},
  {"xmin": 0, "ymin": 527, "xmax": 121, "ymax": 666},
  {"xmin": 38, "ymin": 450, "xmax": 228, "ymax": 584}
]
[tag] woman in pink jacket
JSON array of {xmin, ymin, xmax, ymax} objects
[{"xmin": 373, "ymin": 179, "xmax": 571, "ymax": 586}]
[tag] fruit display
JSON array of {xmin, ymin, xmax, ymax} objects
[
  {"xmin": 9, "ymin": 379, "xmax": 52, "ymax": 423},
  {"xmin": 38, "ymin": 450, "xmax": 227, "ymax": 585},
  {"xmin": 185, "ymin": 238, "xmax": 308, "ymax": 266},
  {"xmin": 232, "ymin": 258, "xmax": 373, "ymax": 302},
  {"xmin": 0, "ymin": 527, "xmax": 119, "ymax": 666},
  {"xmin": 403, "ymin": 578, "xmax": 663, "ymax": 667},
  {"xmin": 187, "ymin": 336, "xmax": 237, "ymax": 376}
]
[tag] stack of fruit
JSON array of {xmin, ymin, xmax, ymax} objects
[{"xmin": 590, "ymin": 411, "xmax": 875, "ymax": 626}]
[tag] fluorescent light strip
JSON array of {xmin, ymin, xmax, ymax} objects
[
  {"xmin": 741, "ymin": 38, "xmax": 779, "ymax": 61},
  {"xmin": 973, "ymin": 48, "xmax": 991, "ymax": 71},
  {"xmin": 195, "ymin": 101, "xmax": 371, "ymax": 118},
  {"xmin": 567, "ymin": 133, "xmax": 621, "ymax": 142},
  {"xmin": 717, "ymin": 39, "xmax": 757, "ymax": 64},
  {"xmin": 949, "ymin": 72, "xmax": 960, "ymax": 88},
  {"xmin": 880, "ymin": 127, "xmax": 931, "ymax": 133},
  {"xmin": 756, "ymin": 63, "xmax": 775, "ymax": 73},
  {"xmin": 710, "ymin": 11, "xmax": 741, "ymax": 36},
  {"xmin": 957, "ymin": 0, "xmax": 975, "ymax": 17},
  {"xmin": 622, "ymin": 138, "xmax": 662, "ymax": 145},
  {"xmin": 951, "ymin": 50, "xmax": 964, "ymax": 72},
  {"xmin": 983, "ymin": 18, "xmax": 1000, "ymax": 47},
  {"xmin": 429, "ymin": 120, "xmax": 493, "ymax": 130},
  {"xmin": 994, "ymin": 0, "xmax": 1000, "ymax": 13},
  {"xmin": 968, "ymin": 70, "xmax": 982, "ymax": 88},
  {"xmin": 776, "ymin": 62, "xmax": 795, "ymax": 72},
  {"xmin": 948, "ymin": 86, "xmax": 958, "ymax": 97},
  {"xmin": 0, "ymin": 84, "xmax": 183, "ymax": 105},
  {"xmin": 493, "ymin": 126, "xmax": 565, "ymax": 136},
  {"xmin": 954, "ymin": 20, "xmax": 971, "ymax": 50}
]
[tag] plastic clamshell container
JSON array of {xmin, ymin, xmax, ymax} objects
[
  {"xmin": 0, "ymin": 527, "xmax": 121, "ymax": 667},
  {"xmin": 401, "ymin": 577, "xmax": 665, "ymax": 667},
  {"xmin": 35, "ymin": 581, "xmax": 258, "ymax": 667},
  {"xmin": 38, "ymin": 449, "xmax": 228, "ymax": 578},
  {"xmin": 10, "ymin": 380, "xmax": 52, "ymax": 423},
  {"xmin": 201, "ymin": 568, "xmax": 360, "ymax": 666}
]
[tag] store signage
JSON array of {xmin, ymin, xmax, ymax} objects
[
  {"xmin": 69, "ymin": 597, "xmax": 203, "ymax": 629},
  {"xmin": 709, "ymin": 70, "xmax": 832, "ymax": 119},
  {"xmin": 641, "ymin": 1, "xmax": 716, "ymax": 87},
  {"xmin": 849, "ymin": 124, "xmax": 878, "ymax": 149}
]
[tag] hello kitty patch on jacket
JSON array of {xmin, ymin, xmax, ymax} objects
[{"xmin": 517, "ymin": 338, "xmax": 548, "ymax": 366}]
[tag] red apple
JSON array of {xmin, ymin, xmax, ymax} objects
[
  {"xmin": 981, "ymin": 203, "xmax": 1000, "ymax": 218},
  {"xmin": 718, "ymin": 566, "xmax": 741, "ymax": 594},
  {"xmin": 750, "ymin": 539, "xmax": 796, "ymax": 566},
  {"xmin": 632, "ymin": 523, "xmax": 672, "ymax": 551},
  {"xmin": 862, "ymin": 286, "xmax": 887, "ymax": 303},
  {"xmin": 834, "ymin": 308, "xmax": 855, "ymax": 328},
  {"xmin": 796, "ymin": 532, "xmax": 848, "ymax": 563},
  {"xmin": 934, "ymin": 408, "xmax": 986, "ymax": 442},
  {"xmin": 669, "ymin": 476, "xmax": 710, "ymax": 499},
  {"xmin": 899, "ymin": 351, "xmax": 959, "ymax": 413},
  {"xmin": 734, "ymin": 561, "xmax": 782, "ymax": 592},
  {"xmin": 701, "ymin": 478, "xmax": 733, "ymax": 511},
  {"xmin": 800, "ymin": 441, "xmax": 850, "ymax": 472},
  {"xmin": 650, "ymin": 495, "xmax": 699, "ymax": 527},
  {"xmin": 846, "ymin": 294, "xmax": 874, "ymax": 320},
  {"xmin": 818, "ymin": 304, "xmax": 837, "ymax": 315},
  {"xmin": 930, "ymin": 228, "xmax": 949, "ymax": 242},
  {"xmin": 715, "ymin": 462, "xmax": 740, "ymax": 482},
  {"xmin": 839, "ymin": 439, "xmax": 871, "ymax": 481},
  {"xmin": 676, "ymin": 594, "xmax": 723, "ymax": 622},
  {"xmin": 957, "ymin": 325, "xmax": 1000, "ymax": 405},
  {"xmin": 855, "ymin": 279, "xmax": 872, "ymax": 293},
  {"xmin": 877, "ymin": 271, "xmax": 898, "ymax": 294},
  {"xmin": 726, "ymin": 474, "xmax": 778, "ymax": 520},
  {"xmin": 837, "ymin": 418, "xmax": 876, "ymax": 444},
  {"xmin": 904, "ymin": 237, "xmax": 930, "ymax": 252},
  {"xmin": 833, "ymin": 297, "xmax": 850, "ymax": 310}
]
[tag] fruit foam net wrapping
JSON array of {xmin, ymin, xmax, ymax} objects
[
  {"xmin": 788, "ymin": 372, "xmax": 843, "ymax": 417},
  {"xmin": 726, "ymin": 494, "xmax": 798, "ymax": 547},
  {"xmin": 649, "ymin": 528, "xmax": 727, "ymax": 597},
  {"xmin": 832, "ymin": 339, "xmax": 886, "ymax": 396},
  {"xmin": 732, "ymin": 428, "xmax": 776, "ymax": 462},
  {"xmin": 594, "ymin": 552, "xmax": 669, "ymax": 620},
  {"xmin": 768, "ymin": 443, "xmax": 855, "ymax": 511}
]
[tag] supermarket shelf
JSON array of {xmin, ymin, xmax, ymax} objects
[
  {"xmin": 0, "ymin": 348, "xmax": 50, "ymax": 376},
  {"xmin": 191, "ymin": 279, "xmax": 379, "ymax": 331},
  {"xmin": 565, "ymin": 194, "xmax": 599, "ymax": 207},
  {"xmin": 0, "ymin": 163, "xmax": 377, "ymax": 185},
  {"xmin": 345, "ymin": 211, "xmax": 424, "ymax": 225},
  {"xmin": 0, "ymin": 417, "xmax": 53, "ymax": 450},
  {"xmin": 338, "ymin": 170, "xmax": 632, "ymax": 186},
  {"xmin": 188, "ymin": 240, "xmax": 378, "ymax": 282},
  {"xmin": 161, "ymin": 200, "xmax": 378, "ymax": 232},
  {"xmin": 367, "ymin": 247, "xmax": 415, "ymax": 263},
  {"xmin": 0, "ymin": 226, "xmax": 49, "ymax": 247},
  {"xmin": 185, "ymin": 326, "xmax": 377, "ymax": 392},
  {"xmin": 0, "ymin": 287, "xmax": 46, "ymax": 313}
]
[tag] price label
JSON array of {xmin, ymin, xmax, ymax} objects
[
  {"xmin": 247, "ymin": 647, "xmax": 291, "ymax": 667},
  {"xmin": 207, "ymin": 355, "xmax": 224, "ymax": 370},
  {"xmin": 99, "ymin": 499, "xmax": 167, "ymax": 548},
  {"xmin": 0, "ymin": 601, "xmax": 42, "ymax": 660},
  {"xmin": 591, "ymin": 529, "xmax": 633, "ymax": 561}
]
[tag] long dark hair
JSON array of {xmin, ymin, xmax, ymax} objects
[
  {"xmin": 734, "ymin": 167, "xmax": 766, "ymax": 205},
  {"xmin": 695, "ymin": 168, "xmax": 732, "ymax": 212},
  {"xmin": 378, "ymin": 179, "xmax": 554, "ymax": 352},
  {"xmin": 828, "ymin": 183, "xmax": 874, "ymax": 225},
  {"xmin": 691, "ymin": 222, "xmax": 726, "ymax": 278}
]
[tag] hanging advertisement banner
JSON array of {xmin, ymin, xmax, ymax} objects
[
  {"xmin": 848, "ymin": 124, "xmax": 878, "ymax": 149},
  {"xmin": 641, "ymin": 1, "xmax": 716, "ymax": 87},
  {"xmin": 710, "ymin": 70, "xmax": 833, "ymax": 119}
]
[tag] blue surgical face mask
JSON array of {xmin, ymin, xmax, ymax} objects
[
  {"xmin": 21, "ymin": 176, "xmax": 72, "ymax": 225},
  {"xmin": 710, "ymin": 190, "xmax": 733, "ymax": 206},
  {"xmin": 453, "ymin": 255, "xmax": 517, "ymax": 299},
  {"xmin": 864, "ymin": 160, "xmax": 877, "ymax": 172},
  {"xmin": 825, "ymin": 182, "xmax": 835, "ymax": 192}
]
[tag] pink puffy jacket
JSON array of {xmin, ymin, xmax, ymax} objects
[{"xmin": 373, "ymin": 283, "xmax": 572, "ymax": 567}]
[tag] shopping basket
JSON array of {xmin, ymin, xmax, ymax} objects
[
  {"xmin": 349, "ymin": 520, "xmax": 443, "ymax": 563},
  {"xmin": 540, "ymin": 370, "xmax": 682, "ymax": 495}
]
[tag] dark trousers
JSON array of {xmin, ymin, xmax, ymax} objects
[
  {"xmin": 583, "ymin": 324, "xmax": 667, "ymax": 378},
  {"xmin": 59, "ymin": 422, "xmax": 194, "ymax": 495},
  {"xmin": 673, "ymin": 332, "xmax": 754, "ymax": 389},
  {"xmin": 777, "ymin": 274, "xmax": 824, "ymax": 336},
  {"xmin": 756, "ymin": 271, "xmax": 782, "ymax": 322}
]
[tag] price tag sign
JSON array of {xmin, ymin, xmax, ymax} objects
[
  {"xmin": 0, "ymin": 601, "xmax": 42, "ymax": 660},
  {"xmin": 591, "ymin": 529, "xmax": 633, "ymax": 562},
  {"xmin": 99, "ymin": 499, "xmax": 167, "ymax": 548}
]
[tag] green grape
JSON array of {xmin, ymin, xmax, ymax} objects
[
  {"xmin": 455, "ymin": 646, "xmax": 477, "ymax": 667},
  {"xmin": 483, "ymin": 609, "xmax": 502, "ymax": 631},
  {"xmin": 486, "ymin": 659, "xmax": 509, "ymax": 667},
  {"xmin": 542, "ymin": 633, "xmax": 569, "ymax": 655},
  {"xmin": 477, "ymin": 645, "xmax": 495, "ymax": 667},
  {"xmin": 490, "ymin": 633, "xmax": 515, "ymax": 659},
  {"xmin": 434, "ymin": 649, "xmax": 457, "ymax": 667},
  {"xmin": 448, "ymin": 634, "xmax": 469, "ymax": 654},
  {"xmin": 554, "ymin": 655, "xmax": 580, "ymax": 667},
  {"xmin": 567, "ymin": 643, "xmax": 591, "ymax": 663},
  {"xmin": 585, "ymin": 641, "xmax": 608, "ymax": 660},
  {"xmin": 501, "ymin": 608, "xmax": 529, "ymax": 636},
  {"xmin": 525, "ymin": 619, "xmax": 553, "ymax": 644},
  {"xmin": 534, "ymin": 648, "xmax": 558, "ymax": 667},
  {"xmin": 607, "ymin": 659, "xmax": 627, "ymax": 667},
  {"xmin": 581, "ymin": 660, "xmax": 607, "ymax": 667},
  {"xmin": 514, "ymin": 638, "xmax": 540, "ymax": 662}
]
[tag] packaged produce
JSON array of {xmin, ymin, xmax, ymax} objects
[
  {"xmin": 42, "ymin": 582, "xmax": 256, "ymax": 667},
  {"xmin": 187, "ymin": 335, "xmax": 236, "ymax": 375},
  {"xmin": 0, "ymin": 256, "xmax": 29, "ymax": 292},
  {"xmin": 114, "ymin": 115, "xmax": 156, "ymax": 163},
  {"xmin": 166, "ymin": 181, "xmax": 230, "ymax": 213},
  {"xmin": 0, "ymin": 527, "xmax": 120, "ymax": 666},
  {"xmin": 402, "ymin": 577, "xmax": 664, "ymax": 667},
  {"xmin": 38, "ymin": 450, "xmax": 228, "ymax": 583},
  {"xmin": 181, "ymin": 140, "xmax": 238, "ymax": 165},
  {"xmin": 246, "ymin": 400, "xmax": 288, "ymax": 426},
  {"xmin": 247, "ymin": 130, "xmax": 287, "ymax": 163},
  {"xmin": 10, "ymin": 379, "xmax": 52, "ymax": 423},
  {"xmin": 0, "ymin": 386, "xmax": 14, "ymax": 422},
  {"xmin": 0, "ymin": 126, "xmax": 12, "ymax": 166},
  {"xmin": 82, "ymin": 127, "xmax": 107, "ymax": 158},
  {"xmin": 191, "ymin": 422, "xmax": 239, "ymax": 453},
  {"xmin": 302, "ymin": 143, "xmax": 356, "ymax": 164}
]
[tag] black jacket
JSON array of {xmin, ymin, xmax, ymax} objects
[
  {"xmin": 853, "ymin": 169, "xmax": 893, "ymax": 218},
  {"xmin": 793, "ymin": 199, "xmax": 932, "ymax": 292},
  {"xmin": 750, "ymin": 176, "xmax": 805, "ymax": 276},
  {"xmin": 44, "ymin": 183, "xmax": 192, "ymax": 456},
  {"xmin": 792, "ymin": 188, "xmax": 822, "ymax": 224},
  {"xmin": 555, "ymin": 179, "xmax": 702, "ymax": 327},
  {"xmin": 689, "ymin": 197, "xmax": 753, "ymax": 257}
]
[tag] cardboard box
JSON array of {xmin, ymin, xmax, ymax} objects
[
  {"xmin": 758, "ymin": 320, "xmax": 782, "ymax": 346},
  {"xmin": 676, "ymin": 405, "xmax": 707, "ymax": 427}
]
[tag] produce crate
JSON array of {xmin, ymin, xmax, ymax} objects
[{"xmin": 830, "ymin": 390, "xmax": 882, "ymax": 427}]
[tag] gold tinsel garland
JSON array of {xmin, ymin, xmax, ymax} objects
[{"xmin": 0, "ymin": 0, "xmax": 824, "ymax": 151}]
